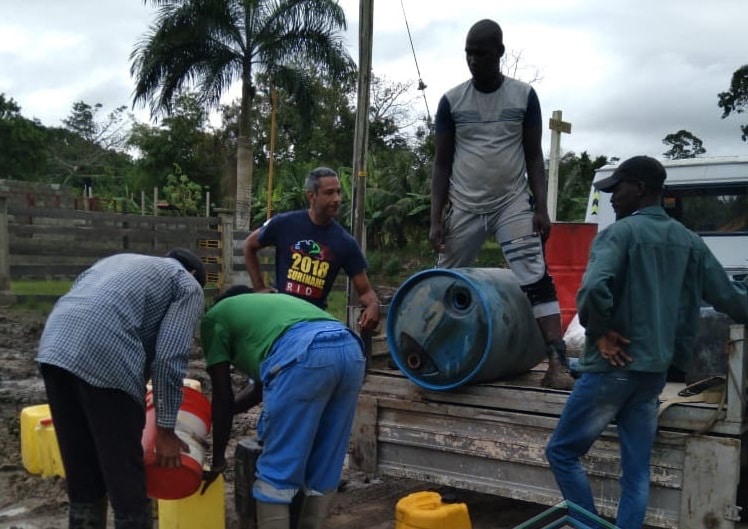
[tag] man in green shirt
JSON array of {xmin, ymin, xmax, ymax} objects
[
  {"xmin": 200, "ymin": 287, "xmax": 365, "ymax": 529},
  {"xmin": 545, "ymin": 156, "xmax": 748, "ymax": 529}
]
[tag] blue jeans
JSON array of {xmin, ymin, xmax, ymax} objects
[{"xmin": 545, "ymin": 370, "xmax": 666, "ymax": 529}]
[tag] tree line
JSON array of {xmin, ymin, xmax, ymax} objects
[
  {"xmin": 2, "ymin": 0, "xmax": 746, "ymax": 249},
  {"xmin": 0, "ymin": 84, "xmax": 614, "ymax": 248}
]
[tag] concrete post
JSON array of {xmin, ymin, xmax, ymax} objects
[
  {"xmin": 219, "ymin": 211, "xmax": 234, "ymax": 290},
  {"xmin": 0, "ymin": 197, "xmax": 17, "ymax": 306}
]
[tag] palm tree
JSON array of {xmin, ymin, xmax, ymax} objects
[{"xmin": 130, "ymin": 0, "xmax": 355, "ymax": 230}]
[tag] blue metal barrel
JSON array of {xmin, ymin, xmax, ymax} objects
[{"xmin": 387, "ymin": 268, "xmax": 547, "ymax": 390}]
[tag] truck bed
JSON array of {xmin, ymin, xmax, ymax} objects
[{"xmin": 350, "ymin": 325, "xmax": 747, "ymax": 529}]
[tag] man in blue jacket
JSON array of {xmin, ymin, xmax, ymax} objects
[{"xmin": 546, "ymin": 156, "xmax": 748, "ymax": 529}]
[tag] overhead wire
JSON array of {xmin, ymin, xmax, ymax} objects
[{"xmin": 399, "ymin": 0, "xmax": 431, "ymax": 122}]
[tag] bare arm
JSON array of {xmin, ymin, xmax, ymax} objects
[
  {"xmin": 523, "ymin": 122, "xmax": 551, "ymax": 241},
  {"xmin": 351, "ymin": 271, "xmax": 380, "ymax": 332},
  {"xmin": 243, "ymin": 229, "xmax": 274, "ymax": 291},
  {"xmin": 206, "ymin": 362, "xmax": 234, "ymax": 471},
  {"xmin": 429, "ymin": 130, "xmax": 455, "ymax": 253}
]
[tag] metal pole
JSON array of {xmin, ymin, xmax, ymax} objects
[
  {"xmin": 347, "ymin": 0, "xmax": 374, "ymax": 314},
  {"xmin": 267, "ymin": 87, "xmax": 278, "ymax": 220}
]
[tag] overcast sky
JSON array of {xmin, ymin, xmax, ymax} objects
[{"xmin": 1, "ymin": 0, "xmax": 746, "ymax": 162}]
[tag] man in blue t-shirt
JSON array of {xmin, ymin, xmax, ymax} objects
[{"xmin": 243, "ymin": 167, "xmax": 380, "ymax": 332}]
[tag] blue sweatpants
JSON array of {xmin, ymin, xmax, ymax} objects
[{"xmin": 253, "ymin": 321, "xmax": 365, "ymax": 503}]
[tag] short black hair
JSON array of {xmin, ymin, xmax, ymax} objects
[
  {"xmin": 214, "ymin": 285, "xmax": 254, "ymax": 305},
  {"xmin": 166, "ymin": 247, "xmax": 206, "ymax": 287},
  {"xmin": 468, "ymin": 19, "xmax": 503, "ymax": 48},
  {"xmin": 305, "ymin": 167, "xmax": 337, "ymax": 194}
]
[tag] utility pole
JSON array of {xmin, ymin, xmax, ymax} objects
[
  {"xmin": 266, "ymin": 86, "xmax": 278, "ymax": 220},
  {"xmin": 547, "ymin": 110, "xmax": 571, "ymax": 222},
  {"xmin": 347, "ymin": 0, "xmax": 374, "ymax": 311}
]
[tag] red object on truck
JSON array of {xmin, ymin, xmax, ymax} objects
[{"xmin": 545, "ymin": 222, "xmax": 597, "ymax": 332}]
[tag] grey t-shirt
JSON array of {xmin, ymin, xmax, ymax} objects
[{"xmin": 435, "ymin": 76, "xmax": 541, "ymax": 213}]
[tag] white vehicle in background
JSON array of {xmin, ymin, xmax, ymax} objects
[{"xmin": 585, "ymin": 156, "xmax": 748, "ymax": 280}]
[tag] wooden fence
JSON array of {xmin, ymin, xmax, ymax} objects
[
  {"xmin": 0, "ymin": 197, "xmax": 232, "ymax": 303},
  {"xmin": 0, "ymin": 197, "xmax": 339, "ymax": 305},
  {"xmin": 8, "ymin": 206, "xmax": 223, "ymax": 280}
]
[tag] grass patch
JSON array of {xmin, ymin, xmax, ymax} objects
[
  {"xmin": 473, "ymin": 240, "xmax": 507, "ymax": 268},
  {"xmin": 12, "ymin": 280, "xmax": 73, "ymax": 296},
  {"xmin": 382, "ymin": 257, "xmax": 402, "ymax": 277},
  {"xmin": 325, "ymin": 289, "xmax": 348, "ymax": 322},
  {"xmin": 9, "ymin": 280, "xmax": 70, "ymax": 315},
  {"xmin": 9, "ymin": 299, "xmax": 56, "ymax": 317}
]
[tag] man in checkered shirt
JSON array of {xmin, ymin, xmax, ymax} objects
[{"xmin": 36, "ymin": 248, "xmax": 205, "ymax": 529}]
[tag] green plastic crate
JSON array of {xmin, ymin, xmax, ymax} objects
[{"xmin": 513, "ymin": 501, "xmax": 619, "ymax": 529}]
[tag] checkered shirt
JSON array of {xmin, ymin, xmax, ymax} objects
[{"xmin": 37, "ymin": 253, "xmax": 204, "ymax": 428}]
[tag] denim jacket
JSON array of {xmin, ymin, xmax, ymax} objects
[{"xmin": 576, "ymin": 206, "xmax": 748, "ymax": 373}]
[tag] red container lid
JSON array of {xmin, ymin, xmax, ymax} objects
[{"xmin": 145, "ymin": 455, "xmax": 203, "ymax": 500}]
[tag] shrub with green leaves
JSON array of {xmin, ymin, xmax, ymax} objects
[{"xmin": 383, "ymin": 257, "xmax": 402, "ymax": 277}]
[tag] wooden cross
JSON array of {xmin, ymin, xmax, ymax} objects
[{"xmin": 547, "ymin": 110, "xmax": 572, "ymax": 222}]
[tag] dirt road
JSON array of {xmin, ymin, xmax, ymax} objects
[{"xmin": 0, "ymin": 308, "xmax": 546, "ymax": 528}]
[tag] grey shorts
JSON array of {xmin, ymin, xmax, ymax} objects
[{"xmin": 437, "ymin": 191, "xmax": 547, "ymax": 286}]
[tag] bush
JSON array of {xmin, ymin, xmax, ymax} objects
[
  {"xmin": 383, "ymin": 257, "xmax": 402, "ymax": 277},
  {"xmin": 367, "ymin": 252, "xmax": 383, "ymax": 274}
]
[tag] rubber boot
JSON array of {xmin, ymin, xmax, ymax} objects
[
  {"xmin": 113, "ymin": 502, "xmax": 152, "ymax": 529},
  {"xmin": 69, "ymin": 498, "xmax": 108, "ymax": 529},
  {"xmin": 541, "ymin": 340, "xmax": 576, "ymax": 391},
  {"xmin": 297, "ymin": 493, "xmax": 336, "ymax": 529},
  {"xmin": 256, "ymin": 501, "xmax": 290, "ymax": 529}
]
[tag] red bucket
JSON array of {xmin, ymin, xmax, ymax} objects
[{"xmin": 141, "ymin": 386, "xmax": 212, "ymax": 500}]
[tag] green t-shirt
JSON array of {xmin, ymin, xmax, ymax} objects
[{"xmin": 200, "ymin": 293, "xmax": 337, "ymax": 380}]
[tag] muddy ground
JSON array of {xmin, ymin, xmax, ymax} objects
[{"xmin": 0, "ymin": 308, "xmax": 546, "ymax": 529}]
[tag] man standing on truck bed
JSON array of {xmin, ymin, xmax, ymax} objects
[
  {"xmin": 545, "ymin": 155, "xmax": 748, "ymax": 529},
  {"xmin": 429, "ymin": 18, "xmax": 574, "ymax": 390},
  {"xmin": 243, "ymin": 166, "xmax": 379, "ymax": 333}
]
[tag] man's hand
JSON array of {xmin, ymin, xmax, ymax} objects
[
  {"xmin": 429, "ymin": 221, "xmax": 446, "ymax": 254},
  {"xmin": 596, "ymin": 330, "xmax": 632, "ymax": 367},
  {"xmin": 201, "ymin": 461, "xmax": 227, "ymax": 495},
  {"xmin": 532, "ymin": 210, "xmax": 552, "ymax": 242},
  {"xmin": 155, "ymin": 427, "xmax": 189, "ymax": 468},
  {"xmin": 358, "ymin": 303, "xmax": 380, "ymax": 332}
]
